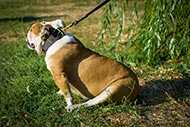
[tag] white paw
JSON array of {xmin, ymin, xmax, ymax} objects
[
  {"xmin": 57, "ymin": 90, "xmax": 63, "ymax": 95},
  {"xmin": 66, "ymin": 104, "xmax": 81, "ymax": 112}
]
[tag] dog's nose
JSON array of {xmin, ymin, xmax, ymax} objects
[{"xmin": 27, "ymin": 42, "xmax": 35, "ymax": 49}]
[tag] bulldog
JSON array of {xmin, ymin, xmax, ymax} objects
[{"xmin": 27, "ymin": 19, "xmax": 141, "ymax": 112}]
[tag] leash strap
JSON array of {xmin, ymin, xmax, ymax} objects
[{"xmin": 62, "ymin": 0, "xmax": 111, "ymax": 31}]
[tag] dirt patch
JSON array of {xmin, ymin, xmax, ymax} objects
[
  {"xmin": 31, "ymin": 2, "xmax": 103, "ymax": 21},
  {"xmin": 0, "ymin": 33, "xmax": 17, "ymax": 42}
]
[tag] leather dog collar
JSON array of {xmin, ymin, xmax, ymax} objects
[{"xmin": 42, "ymin": 28, "xmax": 65, "ymax": 52}]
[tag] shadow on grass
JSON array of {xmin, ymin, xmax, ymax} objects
[
  {"xmin": 137, "ymin": 77, "xmax": 190, "ymax": 106},
  {"xmin": 0, "ymin": 15, "xmax": 67, "ymax": 22}
]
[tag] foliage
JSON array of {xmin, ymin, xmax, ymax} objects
[
  {"xmin": 98, "ymin": 0, "xmax": 127, "ymax": 50},
  {"xmin": 99, "ymin": 0, "xmax": 190, "ymax": 69}
]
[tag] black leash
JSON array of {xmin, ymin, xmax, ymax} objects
[{"xmin": 62, "ymin": 0, "xmax": 111, "ymax": 31}]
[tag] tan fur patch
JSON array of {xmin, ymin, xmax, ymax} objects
[{"xmin": 31, "ymin": 23, "xmax": 43, "ymax": 36}]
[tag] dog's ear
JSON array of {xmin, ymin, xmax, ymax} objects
[
  {"xmin": 40, "ymin": 19, "xmax": 65, "ymax": 41},
  {"xmin": 53, "ymin": 19, "xmax": 65, "ymax": 29},
  {"xmin": 45, "ymin": 19, "xmax": 65, "ymax": 29},
  {"xmin": 41, "ymin": 24, "xmax": 52, "ymax": 41}
]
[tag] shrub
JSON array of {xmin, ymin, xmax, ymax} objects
[{"xmin": 99, "ymin": 0, "xmax": 190, "ymax": 69}]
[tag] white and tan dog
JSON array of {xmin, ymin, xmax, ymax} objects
[{"xmin": 27, "ymin": 19, "xmax": 141, "ymax": 112}]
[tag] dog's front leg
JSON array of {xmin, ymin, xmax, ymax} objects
[{"xmin": 52, "ymin": 72, "xmax": 73, "ymax": 108}]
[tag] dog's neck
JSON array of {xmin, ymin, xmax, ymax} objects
[{"xmin": 42, "ymin": 28, "xmax": 65, "ymax": 52}]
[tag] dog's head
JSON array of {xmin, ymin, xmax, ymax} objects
[{"xmin": 27, "ymin": 19, "xmax": 65, "ymax": 55}]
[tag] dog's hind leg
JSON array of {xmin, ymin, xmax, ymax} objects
[
  {"xmin": 66, "ymin": 86, "xmax": 113, "ymax": 112},
  {"xmin": 66, "ymin": 78, "xmax": 138, "ymax": 112}
]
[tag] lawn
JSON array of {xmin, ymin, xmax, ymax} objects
[{"xmin": 0, "ymin": 0, "xmax": 189, "ymax": 126}]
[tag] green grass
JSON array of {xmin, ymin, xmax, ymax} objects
[{"xmin": 0, "ymin": 0, "xmax": 190, "ymax": 126}]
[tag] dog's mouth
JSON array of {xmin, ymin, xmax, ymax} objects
[{"xmin": 27, "ymin": 42, "xmax": 35, "ymax": 50}]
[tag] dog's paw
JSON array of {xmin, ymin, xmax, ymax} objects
[
  {"xmin": 66, "ymin": 104, "xmax": 81, "ymax": 113},
  {"xmin": 57, "ymin": 90, "xmax": 63, "ymax": 95},
  {"xmin": 66, "ymin": 105, "xmax": 74, "ymax": 113}
]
